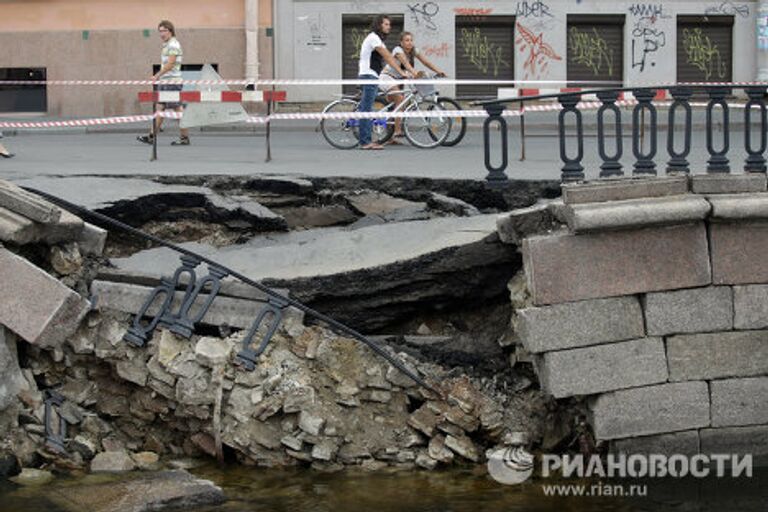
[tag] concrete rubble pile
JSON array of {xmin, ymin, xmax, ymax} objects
[{"xmin": 0, "ymin": 178, "xmax": 551, "ymax": 481}]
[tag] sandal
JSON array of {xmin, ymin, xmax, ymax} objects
[
  {"xmin": 385, "ymin": 137, "xmax": 403, "ymax": 145},
  {"xmin": 171, "ymin": 136, "xmax": 190, "ymax": 146},
  {"xmin": 360, "ymin": 143, "xmax": 383, "ymax": 150},
  {"xmin": 0, "ymin": 152, "xmax": 14, "ymax": 159},
  {"xmin": 136, "ymin": 134, "xmax": 154, "ymax": 145}
]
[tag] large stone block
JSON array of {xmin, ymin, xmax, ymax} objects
[
  {"xmin": 523, "ymin": 223, "xmax": 711, "ymax": 305},
  {"xmin": 0, "ymin": 327, "xmax": 28, "ymax": 411},
  {"xmin": 734, "ymin": 285, "xmax": 768, "ymax": 330},
  {"xmin": 700, "ymin": 426, "xmax": 768, "ymax": 466},
  {"xmin": 708, "ymin": 192, "xmax": 768, "ymax": 219},
  {"xmin": 563, "ymin": 195, "xmax": 710, "ymax": 234},
  {"xmin": 517, "ymin": 296, "xmax": 644, "ymax": 353},
  {"xmin": 590, "ymin": 382, "xmax": 710, "ymax": 440},
  {"xmin": 691, "ymin": 174, "xmax": 767, "ymax": 195},
  {"xmin": 645, "ymin": 287, "xmax": 733, "ymax": 336},
  {"xmin": 667, "ymin": 331, "xmax": 768, "ymax": 381},
  {"xmin": 562, "ymin": 176, "xmax": 689, "ymax": 205},
  {"xmin": 611, "ymin": 430, "xmax": 700, "ymax": 457},
  {"xmin": 711, "ymin": 377, "xmax": 768, "ymax": 428},
  {"xmin": 0, "ymin": 247, "xmax": 90, "ymax": 346},
  {"xmin": 538, "ymin": 338, "xmax": 668, "ymax": 398},
  {"xmin": 711, "ymin": 222, "xmax": 768, "ymax": 285}
]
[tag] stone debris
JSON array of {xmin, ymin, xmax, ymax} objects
[{"xmin": 90, "ymin": 450, "xmax": 137, "ymax": 472}]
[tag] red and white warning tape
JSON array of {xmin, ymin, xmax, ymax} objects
[
  {"xmin": 3, "ymin": 77, "xmax": 768, "ymax": 88},
  {"xmin": 0, "ymin": 101, "xmax": 746, "ymax": 130}
]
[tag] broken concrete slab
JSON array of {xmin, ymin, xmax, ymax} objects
[
  {"xmin": 0, "ymin": 179, "xmax": 61, "ymax": 223},
  {"xmin": 0, "ymin": 247, "xmax": 91, "ymax": 346},
  {"xmin": 0, "ymin": 206, "xmax": 84, "ymax": 246},
  {"xmin": 345, "ymin": 191, "xmax": 425, "ymax": 217},
  {"xmin": 563, "ymin": 195, "xmax": 711, "ymax": 233},
  {"xmin": 427, "ymin": 193, "xmax": 480, "ymax": 217},
  {"xmin": 562, "ymin": 176, "xmax": 690, "ymax": 205},
  {"xmin": 108, "ymin": 215, "xmax": 512, "ymax": 330},
  {"xmin": 78, "ymin": 223, "xmax": 108, "ymax": 256},
  {"xmin": 0, "ymin": 327, "xmax": 28, "ymax": 411}
]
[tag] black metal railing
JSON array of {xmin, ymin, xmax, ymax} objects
[
  {"xmin": 23, "ymin": 188, "xmax": 440, "ymax": 396},
  {"xmin": 477, "ymin": 85, "xmax": 768, "ymax": 185}
]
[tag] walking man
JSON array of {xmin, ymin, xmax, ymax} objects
[
  {"xmin": 138, "ymin": 20, "xmax": 190, "ymax": 146},
  {"xmin": 357, "ymin": 15, "xmax": 404, "ymax": 150}
]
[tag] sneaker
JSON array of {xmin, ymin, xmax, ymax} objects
[
  {"xmin": 137, "ymin": 134, "xmax": 154, "ymax": 145},
  {"xmin": 171, "ymin": 136, "xmax": 190, "ymax": 146}
]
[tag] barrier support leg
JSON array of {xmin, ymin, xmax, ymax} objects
[
  {"xmin": 151, "ymin": 101, "xmax": 158, "ymax": 162},
  {"xmin": 265, "ymin": 86, "xmax": 274, "ymax": 163}
]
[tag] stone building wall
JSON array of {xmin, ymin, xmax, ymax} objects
[{"xmin": 500, "ymin": 174, "xmax": 768, "ymax": 465}]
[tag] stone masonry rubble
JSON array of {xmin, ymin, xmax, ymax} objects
[{"xmin": 498, "ymin": 175, "xmax": 768, "ymax": 465}]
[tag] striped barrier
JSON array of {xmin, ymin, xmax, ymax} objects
[
  {"xmin": 137, "ymin": 90, "xmax": 287, "ymax": 103},
  {"xmin": 497, "ymin": 87, "xmax": 668, "ymax": 101}
]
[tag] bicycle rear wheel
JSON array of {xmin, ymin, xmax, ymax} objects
[
  {"xmin": 403, "ymin": 99, "xmax": 451, "ymax": 149},
  {"xmin": 320, "ymin": 99, "xmax": 360, "ymax": 149},
  {"xmin": 437, "ymin": 97, "xmax": 467, "ymax": 147}
]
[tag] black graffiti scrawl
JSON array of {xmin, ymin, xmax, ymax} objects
[{"xmin": 628, "ymin": 3, "xmax": 669, "ymax": 72}]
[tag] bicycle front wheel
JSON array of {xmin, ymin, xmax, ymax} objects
[
  {"xmin": 320, "ymin": 99, "xmax": 360, "ymax": 149},
  {"xmin": 437, "ymin": 97, "xmax": 467, "ymax": 147},
  {"xmin": 403, "ymin": 99, "xmax": 451, "ymax": 149}
]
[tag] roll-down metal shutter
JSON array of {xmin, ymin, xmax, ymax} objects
[
  {"xmin": 567, "ymin": 15, "xmax": 625, "ymax": 87},
  {"xmin": 341, "ymin": 15, "xmax": 403, "ymax": 95},
  {"xmin": 455, "ymin": 16, "xmax": 515, "ymax": 99},
  {"xmin": 677, "ymin": 16, "xmax": 733, "ymax": 83}
]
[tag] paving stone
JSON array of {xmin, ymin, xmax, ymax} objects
[
  {"xmin": 733, "ymin": 285, "xmax": 768, "ymax": 330},
  {"xmin": 538, "ymin": 338, "xmax": 668, "ymax": 398},
  {"xmin": 711, "ymin": 377, "xmax": 768, "ymax": 427},
  {"xmin": 692, "ymin": 174, "xmax": 767, "ymax": 195},
  {"xmin": 523, "ymin": 223, "xmax": 711, "ymax": 305},
  {"xmin": 590, "ymin": 382, "xmax": 710, "ymax": 440},
  {"xmin": 562, "ymin": 176, "xmax": 689, "ymax": 205},
  {"xmin": 611, "ymin": 430, "xmax": 700, "ymax": 457},
  {"xmin": 667, "ymin": 331, "xmax": 768, "ymax": 381},
  {"xmin": 700, "ymin": 426, "xmax": 768, "ymax": 466},
  {"xmin": 645, "ymin": 286, "xmax": 733, "ymax": 336},
  {"xmin": 518, "ymin": 296, "xmax": 644, "ymax": 353},
  {"xmin": 0, "ymin": 247, "xmax": 90, "ymax": 346},
  {"xmin": 710, "ymin": 221, "xmax": 768, "ymax": 284},
  {"xmin": 563, "ymin": 195, "xmax": 710, "ymax": 233}
]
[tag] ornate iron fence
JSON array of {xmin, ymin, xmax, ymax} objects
[{"xmin": 477, "ymin": 85, "xmax": 768, "ymax": 186}]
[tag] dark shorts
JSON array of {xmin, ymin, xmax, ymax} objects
[{"xmin": 155, "ymin": 82, "xmax": 184, "ymax": 109}]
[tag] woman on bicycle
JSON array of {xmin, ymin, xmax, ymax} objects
[{"xmin": 381, "ymin": 32, "xmax": 446, "ymax": 143}]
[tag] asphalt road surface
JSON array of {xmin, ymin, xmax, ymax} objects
[{"xmin": 0, "ymin": 122, "xmax": 757, "ymax": 185}]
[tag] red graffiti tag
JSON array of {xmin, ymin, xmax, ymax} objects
[
  {"xmin": 453, "ymin": 8, "xmax": 494, "ymax": 16},
  {"xmin": 421, "ymin": 42, "xmax": 451, "ymax": 58},
  {"xmin": 516, "ymin": 21, "xmax": 562, "ymax": 79}
]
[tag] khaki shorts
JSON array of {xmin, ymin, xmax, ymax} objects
[{"xmin": 378, "ymin": 74, "xmax": 403, "ymax": 96}]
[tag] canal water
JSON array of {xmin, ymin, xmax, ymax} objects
[{"xmin": 1, "ymin": 465, "xmax": 765, "ymax": 512}]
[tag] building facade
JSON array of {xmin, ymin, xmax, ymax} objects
[
  {"xmin": 2, "ymin": 1, "xmax": 767, "ymax": 116},
  {"xmin": 0, "ymin": 0, "xmax": 272, "ymax": 117},
  {"xmin": 275, "ymin": 0, "xmax": 766, "ymax": 101}
]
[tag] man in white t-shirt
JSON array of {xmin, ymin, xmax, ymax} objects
[{"xmin": 356, "ymin": 15, "xmax": 404, "ymax": 150}]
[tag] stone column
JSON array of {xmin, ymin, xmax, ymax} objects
[
  {"xmin": 757, "ymin": 1, "xmax": 768, "ymax": 80},
  {"xmin": 245, "ymin": 0, "xmax": 260, "ymax": 83}
]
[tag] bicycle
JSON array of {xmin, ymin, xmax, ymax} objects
[{"xmin": 320, "ymin": 80, "xmax": 452, "ymax": 150}]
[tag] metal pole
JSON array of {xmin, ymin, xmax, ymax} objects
[
  {"xmin": 520, "ymin": 104, "xmax": 526, "ymax": 161},
  {"xmin": 265, "ymin": 86, "xmax": 273, "ymax": 162},
  {"xmin": 151, "ymin": 100, "xmax": 158, "ymax": 161}
]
